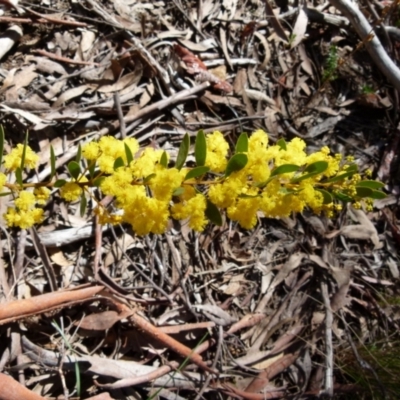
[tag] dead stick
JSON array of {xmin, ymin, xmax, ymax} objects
[
  {"xmin": 24, "ymin": 7, "xmax": 88, "ymax": 27},
  {"xmin": 129, "ymin": 311, "xmax": 218, "ymax": 375},
  {"xmin": 34, "ymin": 49, "xmax": 100, "ymax": 66},
  {"xmin": 96, "ymin": 312, "xmax": 265, "ymax": 389},
  {"xmin": 122, "ymin": 83, "xmax": 208, "ymax": 134},
  {"xmin": 0, "ymin": 285, "xmax": 104, "ymax": 325},
  {"xmin": 0, "ymin": 16, "xmax": 87, "ymax": 27},
  {"xmin": 329, "ymin": 0, "xmax": 400, "ymax": 91}
]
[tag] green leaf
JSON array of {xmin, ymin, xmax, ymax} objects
[
  {"xmin": 80, "ymin": 194, "xmax": 87, "ymax": 217},
  {"xmin": 333, "ymin": 191, "xmax": 352, "ymax": 202},
  {"xmin": 184, "ymin": 166, "xmax": 210, "ymax": 181},
  {"xmin": 368, "ymin": 190, "xmax": 387, "ymax": 199},
  {"xmin": 291, "ymin": 161, "xmax": 329, "ymax": 183},
  {"xmin": 144, "ymin": 173, "xmax": 156, "ymax": 183},
  {"xmin": 304, "ymin": 160, "xmax": 328, "ymax": 174},
  {"xmin": 195, "ymin": 130, "xmax": 207, "ymax": 167},
  {"xmin": 160, "ymin": 151, "xmax": 168, "ymax": 168},
  {"xmin": 280, "ymin": 187, "xmax": 298, "ymax": 195},
  {"xmin": 271, "ymin": 164, "xmax": 300, "ymax": 177},
  {"xmin": 15, "ymin": 167, "xmax": 23, "ymax": 187},
  {"xmin": 254, "ymin": 181, "xmax": 267, "ymax": 189},
  {"xmin": 356, "ymin": 180, "xmax": 385, "ymax": 190},
  {"xmin": 113, "ymin": 157, "xmax": 125, "ymax": 170},
  {"xmin": 172, "ymin": 187, "xmax": 185, "ymax": 197},
  {"xmin": 124, "ymin": 143, "xmax": 134, "ymax": 165},
  {"xmin": 316, "ymin": 188, "xmax": 333, "ymax": 204},
  {"xmin": 235, "ymin": 132, "xmax": 248, "ymax": 153},
  {"xmin": 225, "ymin": 153, "xmax": 248, "ymax": 177},
  {"xmin": 76, "ymin": 144, "xmax": 82, "ymax": 163},
  {"xmin": 92, "ymin": 177, "xmax": 105, "ymax": 187},
  {"xmin": 346, "ymin": 163, "xmax": 358, "ymax": 172},
  {"xmin": 88, "ymin": 162, "xmax": 96, "ymax": 179},
  {"xmin": 205, "ymin": 199, "xmax": 222, "ymax": 226},
  {"xmin": 238, "ymin": 193, "xmax": 260, "ymax": 199},
  {"xmin": 20, "ymin": 132, "xmax": 28, "ymax": 171},
  {"xmin": 68, "ymin": 161, "xmax": 81, "ymax": 180},
  {"xmin": 322, "ymin": 170, "xmax": 357, "ymax": 183},
  {"xmin": 0, "ymin": 191, "xmax": 12, "ymax": 197},
  {"xmin": 0, "ymin": 125, "xmax": 4, "ymax": 167},
  {"xmin": 355, "ymin": 186, "xmax": 373, "ymax": 198},
  {"xmin": 50, "ymin": 145, "xmax": 56, "ymax": 180},
  {"xmin": 176, "ymin": 133, "xmax": 190, "ymax": 170},
  {"xmin": 54, "ymin": 179, "xmax": 67, "ymax": 188},
  {"xmin": 277, "ymin": 138, "xmax": 287, "ymax": 150}
]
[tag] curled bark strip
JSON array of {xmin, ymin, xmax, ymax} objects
[
  {"xmin": 0, "ymin": 15, "xmax": 87, "ymax": 26},
  {"xmin": 0, "ymin": 25, "xmax": 22, "ymax": 60},
  {"xmin": 329, "ymin": 0, "xmax": 400, "ymax": 91},
  {"xmin": 0, "ymin": 373, "xmax": 46, "ymax": 400},
  {"xmin": 221, "ymin": 383, "xmax": 285, "ymax": 399},
  {"xmin": 244, "ymin": 351, "xmax": 300, "ymax": 393},
  {"xmin": 0, "ymin": 285, "xmax": 104, "ymax": 325},
  {"xmin": 22, "ymin": 336, "xmax": 198, "ymax": 389},
  {"xmin": 95, "ymin": 362, "xmax": 179, "ymax": 389},
  {"xmin": 173, "ymin": 43, "xmax": 208, "ymax": 72},
  {"xmin": 129, "ymin": 312, "xmax": 218, "ymax": 375},
  {"xmin": 174, "ymin": 44, "xmax": 233, "ymax": 93}
]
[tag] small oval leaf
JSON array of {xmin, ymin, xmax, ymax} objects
[
  {"xmin": 0, "ymin": 125, "xmax": 4, "ymax": 167},
  {"xmin": 92, "ymin": 177, "xmax": 105, "ymax": 187},
  {"xmin": 172, "ymin": 187, "xmax": 185, "ymax": 197},
  {"xmin": 124, "ymin": 143, "xmax": 134, "ymax": 165},
  {"xmin": 184, "ymin": 166, "xmax": 210, "ymax": 181},
  {"xmin": 291, "ymin": 161, "xmax": 329, "ymax": 183},
  {"xmin": 277, "ymin": 138, "xmax": 287, "ymax": 150},
  {"xmin": 195, "ymin": 130, "xmax": 207, "ymax": 167},
  {"xmin": 160, "ymin": 151, "xmax": 168, "ymax": 168},
  {"xmin": 54, "ymin": 179, "xmax": 67, "ymax": 188},
  {"xmin": 271, "ymin": 164, "xmax": 299, "ymax": 177},
  {"xmin": 176, "ymin": 133, "xmax": 190, "ymax": 170},
  {"xmin": 369, "ymin": 190, "xmax": 387, "ymax": 199},
  {"xmin": 88, "ymin": 162, "xmax": 96, "ymax": 179},
  {"xmin": 357, "ymin": 180, "xmax": 385, "ymax": 190},
  {"xmin": 113, "ymin": 157, "xmax": 125, "ymax": 170},
  {"xmin": 355, "ymin": 186, "xmax": 373, "ymax": 198},
  {"xmin": 225, "ymin": 154, "xmax": 248, "ymax": 177},
  {"xmin": 323, "ymin": 170, "xmax": 356, "ymax": 183},
  {"xmin": 316, "ymin": 188, "xmax": 333, "ymax": 204},
  {"xmin": 80, "ymin": 194, "xmax": 87, "ymax": 217},
  {"xmin": 238, "ymin": 193, "xmax": 260, "ymax": 199},
  {"xmin": 20, "ymin": 133, "xmax": 28, "ymax": 170},
  {"xmin": 50, "ymin": 145, "xmax": 56, "ymax": 180},
  {"xmin": 76, "ymin": 144, "xmax": 82, "ymax": 163},
  {"xmin": 333, "ymin": 191, "xmax": 352, "ymax": 202},
  {"xmin": 346, "ymin": 164, "xmax": 358, "ymax": 172},
  {"xmin": 15, "ymin": 167, "xmax": 23, "ymax": 187},
  {"xmin": 304, "ymin": 160, "xmax": 328, "ymax": 174},
  {"xmin": 144, "ymin": 173, "xmax": 156, "ymax": 183},
  {"xmin": 68, "ymin": 161, "xmax": 81, "ymax": 180},
  {"xmin": 235, "ymin": 132, "xmax": 248, "ymax": 153},
  {"xmin": 205, "ymin": 199, "xmax": 222, "ymax": 226}
]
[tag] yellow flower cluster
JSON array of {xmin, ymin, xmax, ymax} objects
[
  {"xmin": 0, "ymin": 130, "xmax": 384, "ymax": 232},
  {"xmin": 0, "ymin": 144, "xmax": 50, "ymax": 229},
  {"xmin": 207, "ymin": 130, "xmax": 341, "ymax": 228},
  {"xmin": 4, "ymin": 144, "xmax": 39, "ymax": 171},
  {"xmin": 4, "ymin": 190, "xmax": 46, "ymax": 229}
]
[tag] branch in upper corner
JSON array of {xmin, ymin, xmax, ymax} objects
[{"xmin": 329, "ymin": 0, "xmax": 400, "ymax": 92}]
